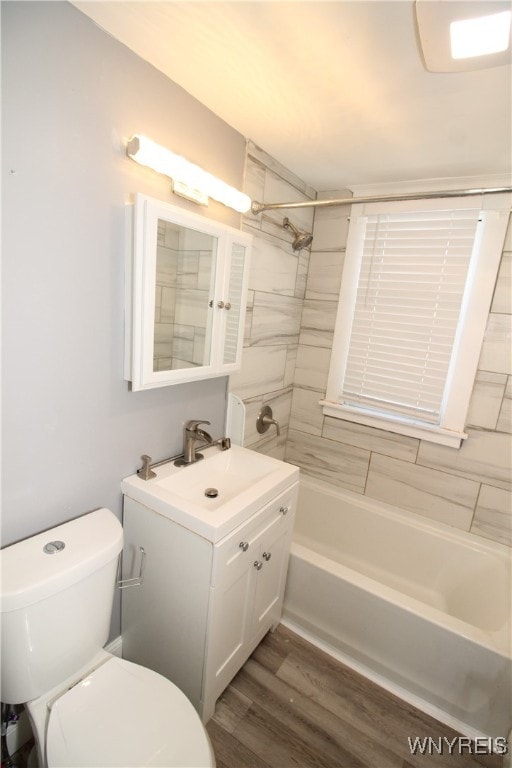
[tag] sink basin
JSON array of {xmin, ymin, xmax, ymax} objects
[
  {"xmin": 156, "ymin": 448, "xmax": 278, "ymax": 509},
  {"xmin": 121, "ymin": 445, "xmax": 299, "ymax": 542}
]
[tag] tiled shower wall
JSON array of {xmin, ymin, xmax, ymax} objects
[
  {"xmin": 229, "ymin": 141, "xmax": 315, "ymax": 454},
  {"xmin": 286, "ymin": 198, "xmax": 512, "ymax": 548},
  {"xmin": 233, "ymin": 142, "xmax": 511, "ymax": 547}
]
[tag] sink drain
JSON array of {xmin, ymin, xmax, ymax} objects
[{"xmin": 204, "ymin": 487, "xmax": 219, "ymax": 498}]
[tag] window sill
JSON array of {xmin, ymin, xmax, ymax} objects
[{"xmin": 320, "ymin": 400, "xmax": 467, "ymax": 448}]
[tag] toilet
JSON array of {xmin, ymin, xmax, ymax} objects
[{"xmin": 0, "ymin": 508, "xmax": 215, "ymax": 768}]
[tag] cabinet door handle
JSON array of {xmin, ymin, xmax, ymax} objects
[
  {"xmin": 239, "ymin": 541, "xmax": 249, "ymax": 552},
  {"xmin": 217, "ymin": 301, "xmax": 225, "ymax": 309},
  {"xmin": 262, "ymin": 551, "xmax": 271, "ymax": 561},
  {"xmin": 224, "ymin": 302, "xmax": 232, "ymax": 310},
  {"xmin": 253, "ymin": 560, "xmax": 263, "ymax": 570},
  {"xmin": 280, "ymin": 506, "xmax": 289, "ymax": 515}
]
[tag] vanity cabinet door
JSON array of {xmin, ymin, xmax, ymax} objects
[
  {"xmin": 202, "ymin": 485, "xmax": 297, "ymax": 718},
  {"xmin": 249, "ymin": 511, "xmax": 294, "ymax": 644},
  {"xmin": 205, "ymin": 504, "xmax": 275, "ymax": 707}
]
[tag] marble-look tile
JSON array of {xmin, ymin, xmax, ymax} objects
[
  {"xmin": 160, "ymin": 286, "xmax": 176, "ymax": 324},
  {"xmin": 471, "ymin": 484, "xmax": 512, "ymax": 546},
  {"xmin": 285, "ymin": 428, "xmax": 369, "ymax": 493},
  {"xmin": 177, "ymin": 252, "xmax": 200, "ymax": 287},
  {"xmin": 242, "ymin": 390, "xmax": 292, "ymax": 451},
  {"xmin": 174, "ymin": 289, "xmax": 209, "ymax": 328},
  {"xmin": 198, "ymin": 253, "xmax": 214, "ymax": 291},
  {"xmin": 491, "ymin": 251, "xmax": 511, "ymax": 314},
  {"xmin": 497, "ymin": 376, "xmax": 511, "ymax": 433},
  {"xmin": 365, "ymin": 454, "xmax": 479, "ymax": 530},
  {"xmin": 289, "ymin": 388, "xmax": 324, "ymax": 436},
  {"xmin": 243, "ymin": 157, "xmax": 265, "ymax": 228},
  {"xmin": 154, "ymin": 357, "xmax": 172, "ymax": 372},
  {"xmin": 180, "ymin": 229, "xmax": 212, "ymax": 251},
  {"xmin": 316, "ymin": 188, "xmax": 353, "ymax": 203},
  {"xmin": 193, "ymin": 328, "xmax": 206, "ymax": 366},
  {"xmin": 160, "ymin": 221, "xmax": 179, "ymax": 249},
  {"xmin": 293, "ymin": 345, "xmax": 331, "ymax": 392},
  {"xmin": 230, "ymin": 345, "xmax": 288, "ymax": 400},
  {"xmin": 156, "ymin": 246, "xmax": 178, "ymax": 287},
  {"xmin": 171, "ymin": 335, "xmax": 194, "ymax": 365},
  {"xmin": 243, "ymin": 290, "xmax": 254, "ymax": 345},
  {"xmin": 283, "ymin": 345, "xmax": 298, "ymax": 389},
  {"xmin": 263, "ymin": 388, "xmax": 293, "ymax": 434},
  {"xmin": 295, "ymin": 249, "xmax": 311, "ymax": 300},
  {"xmin": 305, "ymin": 250, "xmax": 345, "ymax": 301},
  {"xmin": 247, "ymin": 140, "xmax": 316, "ymax": 200},
  {"xmin": 154, "ymin": 284, "xmax": 162, "ymax": 323},
  {"xmin": 466, "ymin": 371, "xmax": 508, "ymax": 429},
  {"xmin": 503, "ymin": 216, "xmax": 512, "ymax": 250},
  {"xmin": 250, "ymin": 292, "xmax": 303, "ymax": 346},
  {"xmin": 478, "ymin": 313, "xmax": 512, "ymax": 375},
  {"xmin": 417, "ymin": 428, "xmax": 512, "ymax": 491},
  {"xmin": 249, "ymin": 233, "xmax": 298, "ymax": 296},
  {"xmin": 322, "ymin": 418, "xmax": 419, "ymax": 463},
  {"xmin": 238, "ymin": 395, "xmax": 263, "ymax": 447},
  {"xmin": 299, "ymin": 299, "xmax": 338, "ymax": 348},
  {"xmin": 253, "ymin": 428, "xmax": 288, "ymax": 461},
  {"xmin": 263, "ymin": 171, "xmax": 315, "ymax": 233},
  {"xmin": 311, "ymin": 198, "xmax": 351, "ymax": 252},
  {"xmin": 153, "ymin": 322, "xmax": 173, "ymax": 359}
]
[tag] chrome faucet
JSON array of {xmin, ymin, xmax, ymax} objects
[
  {"xmin": 174, "ymin": 419, "xmax": 232, "ymax": 466},
  {"xmin": 184, "ymin": 419, "xmax": 212, "ymax": 464}
]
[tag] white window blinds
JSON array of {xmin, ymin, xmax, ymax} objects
[{"xmin": 340, "ymin": 208, "xmax": 482, "ymax": 424}]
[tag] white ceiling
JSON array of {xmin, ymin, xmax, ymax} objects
[{"xmin": 72, "ymin": 0, "xmax": 511, "ymax": 191}]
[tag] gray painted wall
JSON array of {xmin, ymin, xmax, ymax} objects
[{"xmin": 1, "ymin": 2, "xmax": 248, "ymax": 634}]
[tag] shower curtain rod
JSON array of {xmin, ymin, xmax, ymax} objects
[{"xmin": 250, "ymin": 186, "xmax": 512, "ymax": 215}]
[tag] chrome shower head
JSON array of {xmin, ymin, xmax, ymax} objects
[{"xmin": 283, "ymin": 217, "xmax": 313, "ymax": 251}]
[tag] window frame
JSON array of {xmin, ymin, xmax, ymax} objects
[{"xmin": 321, "ymin": 194, "xmax": 510, "ymax": 448}]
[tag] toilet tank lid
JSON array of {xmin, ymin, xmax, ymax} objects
[{"xmin": 0, "ymin": 509, "xmax": 123, "ymax": 613}]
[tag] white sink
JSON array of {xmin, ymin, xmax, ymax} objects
[
  {"xmin": 155, "ymin": 448, "xmax": 278, "ymax": 509},
  {"xmin": 121, "ymin": 445, "xmax": 299, "ymax": 542}
]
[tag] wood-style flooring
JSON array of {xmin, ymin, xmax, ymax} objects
[
  {"xmin": 206, "ymin": 624, "xmax": 504, "ymax": 768},
  {"xmin": 6, "ymin": 624, "xmax": 505, "ymax": 768}
]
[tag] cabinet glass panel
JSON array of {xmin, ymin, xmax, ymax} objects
[{"xmin": 154, "ymin": 219, "xmax": 217, "ymax": 372}]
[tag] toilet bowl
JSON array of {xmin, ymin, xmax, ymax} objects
[{"xmin": 0, "ymin": 509, "xmax": 215, "ymax": 768}]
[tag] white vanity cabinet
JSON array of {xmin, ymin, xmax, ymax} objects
[{"xmin": 121, "ymin": 481, "xmax": 298, "ymax": 722}]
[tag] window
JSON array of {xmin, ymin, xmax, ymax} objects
[{"xmin": 322, "ymin": 195, "xmax": 510, "ymax": 447}]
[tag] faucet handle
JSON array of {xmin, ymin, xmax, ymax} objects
[
  {"xmin": 185, "ymin": 419, "xmax": 211, "ymax": 431},
  {"xmin": 256, "ymin": 406, "xmax": 281, "ymax": 437},
  {"xmin": 137, "ymin": 455, "xmax": 156, "ymax": 481}
]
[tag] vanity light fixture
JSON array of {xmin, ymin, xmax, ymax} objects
[
  {"xmin": 126, "ymin": 134, "xmax": 251, "ymax": 213},
  {"xmin": 415, "ymin": 0, "xmax": 512, "ymax": 72}
]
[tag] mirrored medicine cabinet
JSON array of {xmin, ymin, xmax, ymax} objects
[{"xmin": 125, "ymin": 194, "xmax": 252, "ymax": 390}]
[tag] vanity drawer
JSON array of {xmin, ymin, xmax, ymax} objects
[{"xmin": 211, "ymin": 485, "xmax": 297, "ymax": 587}]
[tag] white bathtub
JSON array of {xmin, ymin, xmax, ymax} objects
[{"xmin": 283, "ymin": 477, "xmax": 511, "ymax": 739}]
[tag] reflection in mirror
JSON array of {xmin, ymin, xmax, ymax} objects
[{"xmin": 154, "ymin": 219, "xmax": 217, "ymax": 372}]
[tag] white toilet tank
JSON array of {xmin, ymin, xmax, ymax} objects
[{"xmin": 0, "ymin": 509, "xmax": 123, "ymax": 704}]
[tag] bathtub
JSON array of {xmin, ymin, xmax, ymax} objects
[{"xmin": 282, "ymin": 477, "xmax": 511, "ymax": 739}]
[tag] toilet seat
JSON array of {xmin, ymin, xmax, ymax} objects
[{"xmin": 46, "ymin": 656, "xmax": 214, "ymax": 767}]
